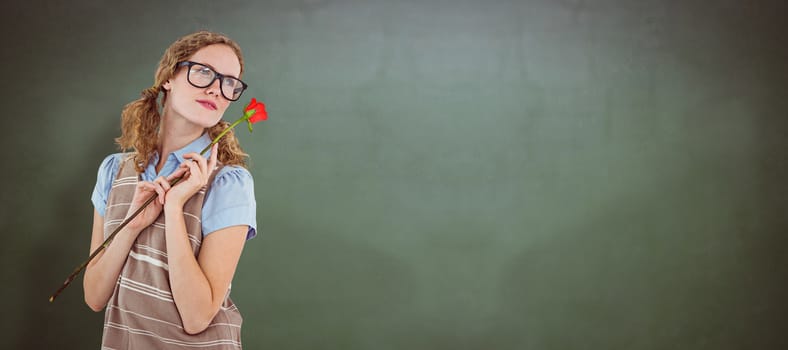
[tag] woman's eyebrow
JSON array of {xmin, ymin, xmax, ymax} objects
[{"xmin": 200, "ymin": 61, "xmax": 240, "ymax": 79}]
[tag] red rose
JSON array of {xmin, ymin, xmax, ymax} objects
[{"xmin": 245, "ymin": 98, "xmax": 268, "ymax": 123}]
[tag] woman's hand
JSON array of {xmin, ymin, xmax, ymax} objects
[
  {"xmin": 164, "ymin": 143, "xmax": 219, "ymax": 209},
  {"xmin": 126, "ymin": 171, "xmax": 180, "ymax": 231}
]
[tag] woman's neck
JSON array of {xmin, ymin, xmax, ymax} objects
[{"xmin": 156, "ymin": 113, "xmax": 204, "ymax": 173}]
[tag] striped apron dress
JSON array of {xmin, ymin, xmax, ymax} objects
[{"xmin": 101, "ymin": 155, "xmax": 243, "ymax": 349}]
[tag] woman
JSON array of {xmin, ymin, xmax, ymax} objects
[{"xmin": 84, "ymin": 31, "xmax": 257, "ymax": 349}]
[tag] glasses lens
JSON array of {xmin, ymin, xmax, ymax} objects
[
  {"xmin": 221, "ymin": 77, "xmax": 245, "ymax": 101},
  {"xmin": 188, "ymin": 64, "xmax": 216, "ymax": 87}
]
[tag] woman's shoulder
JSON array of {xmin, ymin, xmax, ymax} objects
[
  {"xmin": 92, "ymin": 152, "xmax": 135, "ymax": 215},
  {"xmin": 212, "ymin": 165, "xmax": 254, "ymax": 188},
  {"xmin": 204, "ymin": 165, "xmax": 256, "ymax": 207},
  {"xmin": 97, "ymin": 153, "xmax": 134, "ymax": 177},
  {"xmin": 97, "ymin": 153, "xmax": 123, "ymax": 176},
  {"xmin": 100, "ymin": 152, "xmax": 127, "ymax": 165}
]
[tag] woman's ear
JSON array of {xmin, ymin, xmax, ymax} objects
[{"xmin": 163, "ymin": 80, "xmax": 172, "ymax": 91}]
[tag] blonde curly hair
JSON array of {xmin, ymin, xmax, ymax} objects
[{"xmin": 116, "ymin": 30, "xmax": 249, "ymax": 173}]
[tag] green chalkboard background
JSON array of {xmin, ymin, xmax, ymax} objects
[{"xmin": 1, "ymin": 0, "xmax": 786, "ymax": 349}]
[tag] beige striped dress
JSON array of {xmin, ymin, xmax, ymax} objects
[{"xmin": 100, "ymin": 155, "xmax": 243, "ymax": 349}]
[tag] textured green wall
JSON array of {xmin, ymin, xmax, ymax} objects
[{"xmin": 1, "ymin": 0, "xmax": 787, "ymax": 349}]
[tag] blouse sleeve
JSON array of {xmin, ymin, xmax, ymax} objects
[
  {"xmin": 91, "ymin": 153, "xmax": 122, "ymax": 217},
  {"xmin": 202, "ymin": 166, "xmax": 258, "ymax": 240}
]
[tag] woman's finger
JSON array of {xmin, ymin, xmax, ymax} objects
[
  {"xmin": 209, "ymin": 143, "xmax": 218, "ymax": 173},
  {"xmin": 196, "ymin": 153, "xmax": 208, "ymax": 179},
  {"xmin": 134, "ymin": 182, "xmax": 159, "ymax": 206},
  {"xmin": 182, "ymin": 159, "xmax": 202, "ymax": 185},
  {"xmin": 155, "ymin": 176, "xmax": 171, "ymax": 191},
  {"xmin": 137, "ymin": 182, "xmax": 154, "ymax": 195},
  {"xmin": 166, "ymin": 167, "xmax": 188, "ymax": 182},
  {"xmin": 153, "ymin": 176, "xmax": 170, "ymax": 204},
  {"xmin": 185, "ymin": 152, "xmax": 208, "ymax": 180},
  {"xmin": 150, "ymin": 181, "xmax": 164, "ymax": 205}
]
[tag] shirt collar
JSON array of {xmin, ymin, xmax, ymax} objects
[
  {"xmin": 145, "ymin": 133, "xmax": 213, "ymax": 178},
  {"xmin": 171, "ymin": 132, "xmax": 213, "ymax": 164}
]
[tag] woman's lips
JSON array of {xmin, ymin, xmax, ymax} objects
[{"xmin": 197, "ymin": 100, "xmax": 217, "ymax": 110}]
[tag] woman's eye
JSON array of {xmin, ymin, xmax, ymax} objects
[
  {"xmin": 223, "ymin": 78, "xmax": 240, "ymax": 89},
  {"xmin": 194, "ymin": 67, "xmax": 213, "ymax": 77}
]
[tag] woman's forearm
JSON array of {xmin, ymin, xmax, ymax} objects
[
  {"xmin": 163, "ymin": 204, "xmax": 217, "ymax": 334},
  {"xmin": 83, "ymin": 223, "xmax": 142, "ymax": 312}
]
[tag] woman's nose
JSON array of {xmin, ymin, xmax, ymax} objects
[{"xmin": 206, "ymin": 78, "xmax": 222, "ymax": 96}]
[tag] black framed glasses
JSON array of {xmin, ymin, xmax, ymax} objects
[{"xmin": 176, "ymin": 61, "xmax": 248, "ymax": 101}]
